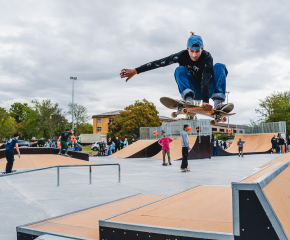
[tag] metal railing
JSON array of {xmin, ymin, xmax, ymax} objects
[
  {"xmin": 140, "ymin": 119, "xmax": 212, "ymax": 140},
  {"xmin": 0, "ymin": 164, "xmax": 121, "ymax": 186},
  {"xmin": 235, "ymin": 121, "xmax": 286, "ymax": 135}
]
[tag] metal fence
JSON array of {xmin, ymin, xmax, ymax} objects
[
  {"xmin": 140, "ymin": 119, "xmax": 212, "ymax": 140},
  {"xmin": 235, "ymin": 121, "xmax": 286, "ymax": 135}
]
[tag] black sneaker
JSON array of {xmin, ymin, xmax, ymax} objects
[
  {"xmin": 215, "ymin": 103, "xmax": 234, "ymax": 113},
  {"xmin": 169, "ymin": 162, "xmax": 172, "ymax": 165}
]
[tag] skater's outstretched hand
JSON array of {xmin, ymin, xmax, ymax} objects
[
  {"xmin": 202, "ymin": 102, "xmax": 213, "ymax": 111},
  {"xmin": 120, "ymin": 69, "xmax": 137, "ymax": 82}
]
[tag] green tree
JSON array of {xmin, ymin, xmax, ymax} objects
[
  {"xmin": 0, "ymin": 107, "xmax": 16, "ymax": 141},
  {"xmin": 67, "ymin": 122, "xmax": 93, "ymax": 135},
  {"xmin": 256, "ymin": 91, "xmax": 290, "ymax": 135},
  {"xmin": 67, "ymin": 103, "xmax": 90, "ymax": 135},
  {"xmin": 108, "ymin": 99, "xmax": 161, "ymax": 139},
  {"xmin": 9, "ymin": 103, "xmax": 29, "ymax": 123}
]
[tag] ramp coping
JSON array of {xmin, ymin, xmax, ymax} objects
[{"xmin": 232, "ymin": 161, "xmax": 289, "ymax": 240}]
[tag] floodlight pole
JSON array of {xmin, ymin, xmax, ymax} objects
[
  {"xmin": 226, "ymin": 91, "xmax": 230, "ymax": 137},
  {"xmin": 70, "ymin": 77, "xmax": 77, "ymax": 134}
]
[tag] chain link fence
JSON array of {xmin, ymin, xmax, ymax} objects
[
  {"xmin": 235, "ymin": 121, "xmax": 286, "ymax": 135},
  {"xmin": 140, "ymin": 119, "xmax": 212, "ymax": 140}
]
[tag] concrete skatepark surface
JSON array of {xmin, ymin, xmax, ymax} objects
[{"xmin": 0, "ymin": 153, "xmax": 283, "ymax": 239}]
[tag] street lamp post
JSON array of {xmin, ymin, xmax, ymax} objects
[
  {"xmin": 226, "ymin": 91, "xmax": 230, "ymax": 137},
  {"xmin": 70, "ymin": 77, "xmax": 77, "ymax": 134}
]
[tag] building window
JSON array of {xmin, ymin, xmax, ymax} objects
[
  {"xmin": 97, "ymin": 127, "xmax": 102, "ymax": 132},
  {"xmin": 239, "ymin": 130, "xmax": 243, "ymax": 133},
  {"xmin": 234, "ymin": 130, "xmax": 236, "ymax": 133},
  {"xmin": 220, "ymin": 129, "xmax": 225, "ymax": 132},
  {"xmin": 97, "ymin": 118, "xmax": 101, "ymax": 123},
  {"xmin": 212, "ymin": 128, "xmax": 217, "ymax": 131},
  {"xmin": 109, "ymin": 118, "xmax": 113, "ymax": 124}
]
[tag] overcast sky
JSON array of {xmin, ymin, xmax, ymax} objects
[{"xmin": 0, "ymin": 0, "xmax": 289, "ymax": 125}]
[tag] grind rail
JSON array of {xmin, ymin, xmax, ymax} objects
[{"xmin": 0, "ymin": 163, "xmax": 121, "ymax": 186}]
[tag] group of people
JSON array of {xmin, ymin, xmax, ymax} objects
[
  {"xmin": 212, "ymin": 136, "xmax": 245, "ymax": 157},
  {"xmin": 30, "ymin": 135, "xmax": 80, "ymax": 152},
  {"xmin": 271, "ymin": 135, "xmax": 289, "ymax": 154},
  {"xmin": 99, "ymin": 137, "xmax": 136, "ymax": 156},
  {"xmin": 157, "ymin": 124, "xmax": 192, "ymax": 172}
]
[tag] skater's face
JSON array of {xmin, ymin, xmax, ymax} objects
[
  {"xmin": 188, "ymin": 48, "xmax": 202, "ymax": 61},
  {"xmin": 162, "ymin": 133, "xmax": 166, "ymax": 137}
]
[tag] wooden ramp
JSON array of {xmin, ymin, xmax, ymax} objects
[
  {"xmin": 17, "ymin": 194, "xmax": 166, "ymax": 240},
  {"xmin": 112, "ymin": 140, "xmax": 159, "ymax": 158},
  {"xmin": 151, "ymin": 136, "xmax": 197, "ymax": 160},
  {"xmin": 217, "ymin": 133, "xmax": 274, "ymax": 156},
  {"xmin": 0, "ymin": 155, "xmax": 92, "ymax": 170}
]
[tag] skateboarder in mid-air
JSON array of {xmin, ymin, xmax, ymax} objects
[
  {"xmin": 120, "ymin": 32, "xmax": 233, "ymax": 113},
  {"xmin": 58, "ymin": 129, "xmax": 74, "ymax": 156}
]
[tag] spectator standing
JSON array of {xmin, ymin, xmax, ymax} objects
[
  {"xmin": 158, "ymin": 130, "xmax": 173, "ymax": 166},
  {"xmin": 4, "ymin": 132, "xmax": 21, "ymax": 174},
  {"xmin": 276, "ymin": 136, "xmax": 280, "ymax": 153},
  {"xmin": 44, "ymin": 142, "xmax": 50, "ymax": 147},
  {"xmin": 57, "ymin": 140, "xmax": 61, "ymax": 149},
  {"xmin": 51, "ymin": 142, "xmax": 56, "ymax": 148},
  {"xmin": 48, "ymin": 139, "xmax": 52, "ymax": 147},
  {"xmin": 223, "ymin": 141, "xmax": 227, "ymax": 149},
  {"xmin": 279, "ymin": 136, "xmax": 285, "ymax": 154},
  {"xmin": 181, "ymin": 124, "xmax": 191, "ymax": 172},
  {"xmin": 114, "ymin": 137, "xmax": 121, "ymax": 151},
  {"xmin": 212, "ymin": 136, "xmax": 219, "ymax": 157},
  {"xmin": 107, "ymin": 138, "xmax": 112, "ymax": 156},
  {"xmin": 111, "ymin": 141, "xmax": 116, "ymax": 153},
  {"xmin": 123, "ymin": 138, "xmax": 129, "ymax": 148},
  {"xmin": 38, "ymin": 138, "xmax": 45, "ymax": 147},
  {"xmin": 120, "ymin": 139, "xmax": 124, "ymax": 149},
  {"xmin": 237, "ymin": 138, "xmax": 245, "ymax": 157},
  {"xmin": 287, "ymin": 136, "xmax": 290, "ymax": 153},
  {"xmin": 57, "ymin": 129, "xmax": 73, "ymax": 156},
  {"xmin": 71, "ymin": 144, "xmax": 75, "ymax": 151},
  {"xmin": 132, "ymin": 138, "xmax": 136, "ymax": 144},
  {"xmin": 271, "ymin": 135, "xmax": 276, "ymax": 153},
  {"xmin": 31, "ymin": 137, "xmax": 38, "ymax": 147}
]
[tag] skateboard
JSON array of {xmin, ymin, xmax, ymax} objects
[
  {"xmin": 160, "ymin": 97, "xmax": 235, "ymax": 126},
  {"xmin": 1, "ymin": 170, "xmax": 17, "ymax": 174}
]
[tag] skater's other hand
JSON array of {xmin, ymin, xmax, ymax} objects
[
  {"xmin": 120, "ymin": 69, "xmax": 137, "ymax": 82},
  {"xmin": 18, "ymin": 153, "xmax": 20, "ymax": 158},
  {"xmin": 188, "ymin": 147, "xmax": 191, "ymax": 151},
  {"xmin": 202, "ymin": 102, "xmax": 213, "ymax": 111}
]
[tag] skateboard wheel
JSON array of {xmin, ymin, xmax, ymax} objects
[
  {"xmin": 181, "ymin": 108, "xmax": 187, "ymax": 114},
  {"xmin": 210, "ymin": 120, "xmax": 216, "ymax": 126},
  {"xmin": 221, "ymin": 117, "xmax": 227, "ymax": 122},
  {"xmin": 171, "ymin": 112, "xmax": 178, "ymax": 118}
]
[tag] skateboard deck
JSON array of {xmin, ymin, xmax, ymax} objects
[
  {"xmin": 1, "ymin": 170, "xmax": 17, "ymax": 174},
  {"xmin": 160, "ymin": 97, "xmax": 235, "ymax": 126}
]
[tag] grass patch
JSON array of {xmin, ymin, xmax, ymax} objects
[{"xmin": 81, "ymin": 145, "xmax": 93, "ymax": 152}]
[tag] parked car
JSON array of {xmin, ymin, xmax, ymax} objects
[
  {"xmin": 91, "ymin": 141, "xmax": 107, "ymax": 151},
  {"xmin": 18, "ymin": 140, "xmax": 31, "ymax": 147},
  {"xmin": 0, "ymin": 140, "xmax": 30, "ymax": 149}
]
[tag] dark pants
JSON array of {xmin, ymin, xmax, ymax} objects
[
  {"xmin": 5, "ymin": 150, "xmax": 14, "ymax": 173},
  {"xmin": 181, "ymin": 147, "xmax": 188, "ymax": 169},
  {"xmin": 213, "ymin": 147, "xmax": 218, "ymax": 156},
  {"xmin": 116, "ymin": 145, "xmax": 120, "ymax": 151}
]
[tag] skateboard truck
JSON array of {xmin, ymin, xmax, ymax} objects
[
  {"xmin": 171, "ymin": 106, "xmax": 188, "ymax": 118},
  {"xmin": 210, "ymin": 116, "xmax": 227, "ymax": 126}
]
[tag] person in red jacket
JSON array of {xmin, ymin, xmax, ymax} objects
[{"xmin": 158, "ymin": 130, "xmax": 173, "ymax": 166}]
